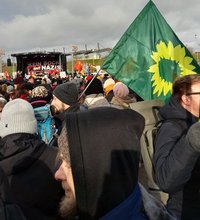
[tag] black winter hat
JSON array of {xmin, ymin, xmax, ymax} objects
[
  {"xmin": 53, "ymin": 82, "xmax": 78, "ymax": 105},
  {"xmin": 85, "ymin": 78, "xmax": 104, "ymax": 95}
]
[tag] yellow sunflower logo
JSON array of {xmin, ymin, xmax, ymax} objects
[{"xmin": 148, "ymin": 41, "xmax": 196, "ymax": 97}]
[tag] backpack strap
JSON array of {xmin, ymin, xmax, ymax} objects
[{"xmin": 152, "ymin": 106, "xmax": 162, "ymax": 122}]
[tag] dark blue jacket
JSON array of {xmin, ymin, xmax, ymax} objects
[
  {"xmin": 100, "ymin": 184, "xmax": 147, "ymax": 220},
  {"xmin": 153, "ymin": 95, "xmax": 200, "ymax": 220}
]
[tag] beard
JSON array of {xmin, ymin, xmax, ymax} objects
[
  {"xmin": 59, "ymin": 186, "xmax": 77, "ymax": 219},
  {"xmin": 50, "ymin": 105, "xmax": 57, "ymax": 116}
]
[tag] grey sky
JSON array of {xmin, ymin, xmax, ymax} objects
[{"xmin": 0, "ymin": 0, "xmax": 200, "ymax": 57}]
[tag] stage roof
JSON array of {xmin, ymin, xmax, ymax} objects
[{"xmin": 11, "ymin": 48, "xmax": 111, "ymax": 58}]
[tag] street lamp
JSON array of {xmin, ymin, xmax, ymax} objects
[
  {"xmin": 0, "ymin": 49, "xmax": 5, "ymax": 73},
  {"xmin": 195, "ymin": 34, "xmax": 199, "ymax": 64},
  {"xmin": 71, "ymin": 45, "xmax": 78, "ymax": 77},
  {"xmin": 11, "ymin": 56, "xmax": 16, "ymax": 77}
]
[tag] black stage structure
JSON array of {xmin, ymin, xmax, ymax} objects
[
  {"xmin": 11, "ymin": 48, "xmax": 111, "ymax": 76},
  {"xmin": 11, "ymin": 52, "xmax": 66, "ymax": 76}
]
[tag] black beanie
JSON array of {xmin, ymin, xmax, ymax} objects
[
  {"xmin": 53, "ymin": 82, "xmax": 78, "ymax": 105},
  {"xmin": 85, "ymin": 78, "xmax": 104, "ymax": 95}
]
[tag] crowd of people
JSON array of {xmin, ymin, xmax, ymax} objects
[{"xmin": 0, "ymin": 71, "xmax": 200, "ymax": 220}]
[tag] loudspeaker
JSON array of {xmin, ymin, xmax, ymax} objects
[
  {"xmin": 7, "ymin": 58, "xmax": 12, "ymax": 66},
  {"xmin": 61, "ymin": 55, "xmax": 67, "ymax": 71}
]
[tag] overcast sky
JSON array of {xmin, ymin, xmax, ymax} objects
[{"xmin": 0, "ymin": 0, "xmax": 200, "ymax": 58}]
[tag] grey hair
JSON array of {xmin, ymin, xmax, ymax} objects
[{"xmin": 58, "ymin": 124, "xmax": 71, "ymax": 167}]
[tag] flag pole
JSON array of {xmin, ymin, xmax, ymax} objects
[{"xmin": 78, "ymin": 69, "xmax": 101, "ymax": 100}]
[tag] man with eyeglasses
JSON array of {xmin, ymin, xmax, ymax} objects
[{"xmin": 153, "ymin": 74, "xmax": 200, "ymax": 220}]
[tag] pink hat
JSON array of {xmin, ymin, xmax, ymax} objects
[{"xmin": 113, "ymin": 82, "xmax": 129, "ymax": 98}]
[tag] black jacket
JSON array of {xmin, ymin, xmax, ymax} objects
[
  {"xmin": 0, "ymin": 167, "xmax": 26, "ymax": 220},
  {"xmin": 65, "ymin": 107, "xmax": 146, "ymax": 219},
  {"xmin": 51, "ymin": 103, "xmax": 80, "ymax": 147},
  {"xmin": 0, "ymin": 133, "xmax": 64, "ymax": 220},
  {"xmin": 153, "ymin": 95, "xmax": 200, "ymax": 220},
  {"xmin": 54, "ymin": 103, "xmax": 80, "ymax": 132}
]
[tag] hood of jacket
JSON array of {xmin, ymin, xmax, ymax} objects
[
  {"xmin": 84, "ymin": 94, "xmax": 111, "ymax": 109},
  {"xmin": 159, "ymin": 95, "xmax": 198, "ymax": 124},
  {"xmin": 0, "ymin": 133, "xmax": 47, "ymax": 175},
  {"xmin": 65, "ymin": 107, "xmax": 145, "ymax": 219}
]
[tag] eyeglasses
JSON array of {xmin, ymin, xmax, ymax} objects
[{"xmin": 186, "ymin": 92, "xmax": 200, "ymax": 96}]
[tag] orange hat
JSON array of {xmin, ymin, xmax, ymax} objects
[{"xmin": 103, "ymin": 78, "xmax": 115, "ymax": 96}]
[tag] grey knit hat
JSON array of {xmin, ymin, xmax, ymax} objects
[
  {"xmin": 0, "ymin": 99, "xmax": 37, "ymax": 138},
  {"xmin": 53, "ymin": 82, "xmax": 78, "ymax": 105}
]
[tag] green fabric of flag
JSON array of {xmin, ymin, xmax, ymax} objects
[{"xmin": 101, "ymin": 0, "xmax": 200, "ymax": 101}]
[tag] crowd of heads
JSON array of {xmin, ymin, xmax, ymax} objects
[
  {"xmin": 1, "ymin": 69, "xmax": 200, "ymax": 219},
  {"xmin": 0, "ymin": 70, "xmax": 140, "ymax": 116}
]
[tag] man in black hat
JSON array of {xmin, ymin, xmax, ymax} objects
[
  {"xmin": 50, "ymin": 82, "xmax": 80, "ymax": 145},
  {"xmin": 51, "ymin": 82, "xmax": 80, "ymax": 114}
]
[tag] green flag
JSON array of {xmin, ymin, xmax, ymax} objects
[{"xmin": 101, "ymin": 0, "xmax": 200, "ymax": 101}]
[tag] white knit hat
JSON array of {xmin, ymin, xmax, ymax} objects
[
  {"xmin": 0, "ymin": 99, "xmax": 37, "ymax": 138},
  {"xmin": 103, "ymin": 78, "xmax": 115, "ymax": 89}
]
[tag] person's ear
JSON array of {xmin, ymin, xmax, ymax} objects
[{"xmin": 181, "ymin": 94, "xmax": 191, "ymax": 106}]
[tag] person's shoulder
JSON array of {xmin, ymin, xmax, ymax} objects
[
  {"xmin": 38, "ymin": 141, "xmax": 58, "ymax": 158},
  {"xmin": 43, "ymin": 144, "xmax": 58, "ymax": 154},
  {"xmin": 160, "ymin": 118, "xmax": 187, "ymax": 130},
  {"xmin": 39, "ymin": 144, "xmax": 60, "ymax": 167}
]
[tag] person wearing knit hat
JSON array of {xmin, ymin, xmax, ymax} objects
[
  {"xmin": 103, "ymin": 78, "xmax": 115, "ymax": 102},
  {"xmin": 83, "ymin": 78, "xmax": 110, "ymax": 109},
  {"xmin": 0, "ymin": 99, "xmax": 37, "ymax": 138},
  {"xmin": 51, "ymin": 82, "xmax": 80, "ymax": 146},
  {"xmin": 31, "ymin": 85, "xmax": 48, "ymax": 99},
  {"xmin": 85, "ymin": 78, "xmax": 104, "ymax": 96},
  {"xmin": 52, "ymin": 82, "xmax": 79, "ymax": 114},
  {"xmin": 103, "ymin": 78, "xmax": 115, "ymax": 95},
  {"xmin": 0, "ymin": 98, "xmax": 64, "ymax": 220},
  {"xmin": 111, "ymin": 82, "xmax": 136, "ymax": 109},
  {"xmin": 30, "ymin": 86, "xmax": 55, "ymax": 144},
  {"xmin": 113, "ymin": 82, "xmax": 129, "ymax": 98},
  {"xmin": 30, "ymin": 85, "xmax": 52, "ymax": 108}
]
